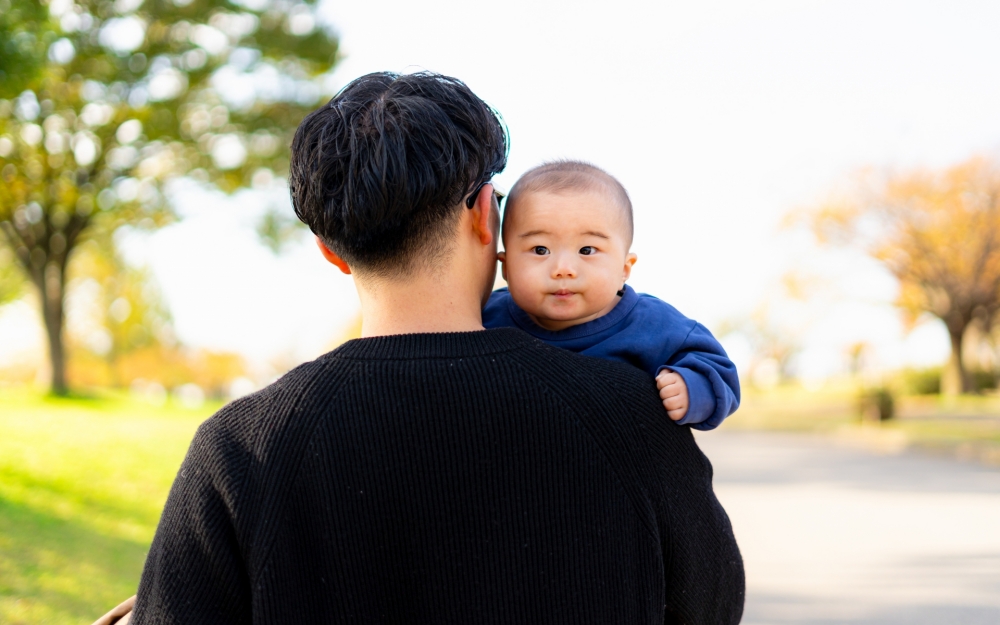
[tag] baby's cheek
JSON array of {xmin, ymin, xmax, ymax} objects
[
  {"xmin": 507, "ymin": 280, "xmax": 543, "ymax": 315},
  {"xmin": 508, "ymin": 268, "xmax": 535, "ymax": 293}
]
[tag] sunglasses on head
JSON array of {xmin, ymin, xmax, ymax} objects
[{"xmin": 465, "ymin": 180, "xmax": 507, "ymax": 209}]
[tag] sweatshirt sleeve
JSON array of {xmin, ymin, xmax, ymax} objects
[
  {"xmin": 656, "ymin": 322, "xmax": 741, "ymax": 431},
  {"xmin": 132, "ymin": 416, "xmax": 253, "ymax": 625}
]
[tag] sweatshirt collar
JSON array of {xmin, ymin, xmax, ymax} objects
[{"xmin": 506, "ymin": 284, "xmax": 640, "ymax": 342}]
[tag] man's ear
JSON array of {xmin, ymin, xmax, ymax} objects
[
  {"xmin": 470, "ymin": 183, "xmax": 496, "ymax": 246},
  {"xmin": 497, "ymin": 250, "xmax": 507, "ymax": 282},
  {"xmin": 315, "ymin": 237, "xmax": 351, "ymax": 274},
  {"xmin": 622, "ymin": 253, "xmax": 637, "ymax": 283}
]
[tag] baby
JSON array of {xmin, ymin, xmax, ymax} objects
[{"xmin": 483, "ymin": 161, "xmax": 740, "ymax": 430}]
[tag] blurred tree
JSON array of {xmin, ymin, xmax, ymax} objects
[
  {"xmin": 808, "ymin": 157, "xmax": 1000, "ymax": 395},
  {"xmin": 0, "ymin": 0, "xmax": 49, "ymax": 95},
  {"xmin": 187, "ymin": 349, "xmax": 247, "ymax": 398},
  {"xmin": 0, "ymin": 0, "xmax": 338, "ymax": 394},
  {"xmin": 718, "ymin": 272, "xmax": 809, "ymax": 389},
  {"xmin": 67, "ymin": 234, "xmax": 175, "ymax": 385},
  {"xmin": 718, "ymin": 304, "xmax": 801, "ymax": 388},
  {"xmin": 0, "ymin": 245, "xmax": 25, "ymax": 305},
  {"xmin": 844, "ymin": 341, "xmax": 871, "ymax": 380}
]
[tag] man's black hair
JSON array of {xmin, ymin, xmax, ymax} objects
[{"xmin": 289, "ymin": 71, "xmax": 508, "ymax": 277}]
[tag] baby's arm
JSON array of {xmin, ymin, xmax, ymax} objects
[{"xmin": 656, "ymin": 322, "xmax": 741, "ymax": 431}]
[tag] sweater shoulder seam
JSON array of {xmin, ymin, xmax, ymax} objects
[
  {"xmin": 522, "ymin": 356, "xmax": 663, "ymax": 544},
  {"xmin": 244, "ymin": 358, "xmax": 359, "ymax": 582}
]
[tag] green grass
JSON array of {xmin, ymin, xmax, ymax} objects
[
  {"xmin": 0, "ymin": 390, "xmax": 218, "ymax": 625},
  {"xmin": 729, "ymin": 386, "xmax": 1000, "ymax": 466}
]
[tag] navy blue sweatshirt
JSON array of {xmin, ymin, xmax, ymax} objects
[{"xmin": 483, "ymin": 285, "xmax": 740, "ymax": 430}]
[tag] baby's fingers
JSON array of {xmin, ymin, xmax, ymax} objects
[
  {"xmin": 663, "ymin": 394, "xmax": 686, "ymax": 411},
  {"xmin": 659, "ymin": 382, "xmax": 682, "ymax": 400},
  {"xmin": 666, "ymin": 408, "xmax": 687, "ymax": 421},
  {"xmin": 663, "ymin": 395, "xmax": 688, "ymax": 421},
  {"xmin": 656, "ymin": 370, "xmax": 682, "ymax": 389}
]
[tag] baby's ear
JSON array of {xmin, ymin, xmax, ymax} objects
[
  {"xmin": 623, "ymin": 252, "xmax": 637, "ymax": 281},
  {"xmin": 497, "ymin": 251, "xmax": 508, "ymax": 282}
]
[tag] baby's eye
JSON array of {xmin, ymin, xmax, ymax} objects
[
  {"xmin": 579, "ymin": 246, "xmax": 597, "ymax": 255},
  {"xmin": 532, "ymin": 246, "xmax": 550, "ymax": 255}
]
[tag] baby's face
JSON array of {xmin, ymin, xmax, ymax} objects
[{"xmin": 499, "ymin": 188, "xmax": 637, "ymax": 331}]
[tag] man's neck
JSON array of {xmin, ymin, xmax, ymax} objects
[
  {"xmin": 343, "ymin": 196, "xmax": 498, "ymax": 338},
  {"xmin": 355, "ymin": 268, "xmax": 487, "ymax": 337}
]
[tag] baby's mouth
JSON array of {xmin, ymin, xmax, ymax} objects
[{"xmin": 552, "ymin": 289, "xmax": 575, "ymax": 298}]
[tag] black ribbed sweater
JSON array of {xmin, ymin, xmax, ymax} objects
[{"xmin": 134, "ymin": 328, "xmax": 744, "ymax": 624}]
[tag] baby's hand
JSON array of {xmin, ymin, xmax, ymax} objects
[{"xmin": 656, "ymin": 370, "xmax": 689, "ymax": 422}]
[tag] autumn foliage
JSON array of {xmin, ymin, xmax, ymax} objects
[{"xmin": 809, "ymin": 157, "xmax": 1000, "ymax": 394}]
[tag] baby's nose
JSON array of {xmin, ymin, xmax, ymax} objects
[{"xmin": 552, "ymin": 258, "xmax": 577, "ymax": 279}]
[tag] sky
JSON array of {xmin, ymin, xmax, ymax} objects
[{"xmin": 4, "ymin": 0, "xmax": 1000, "ymax": 381}]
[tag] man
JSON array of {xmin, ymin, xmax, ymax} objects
[{"xmin": 116, "ymin": 71, "xmax": 744, "ymax": 624}]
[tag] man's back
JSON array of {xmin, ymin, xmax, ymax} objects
[{"xmin": 134, "ymin": 328, "xmax": 744, "ymax": 624}]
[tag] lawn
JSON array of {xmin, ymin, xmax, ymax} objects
[{"xmin": 0, "ymin": 390, "xmax": 218, "ymax": 625}]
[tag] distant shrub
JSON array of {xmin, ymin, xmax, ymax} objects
[
  {"xmin": 895, "ymin": 366, "xmax": 997, "ymax": 396},
  {"xmin": 971, "ymin": 369, "xmax": 1000, "ymax": 393},
  {"xmin": 857, "ymin": 387, "xmax": 895, "ymax": 421},
  {"xmin": 898, "ymin": 367, "xmax": 942, "ymax": 395}
]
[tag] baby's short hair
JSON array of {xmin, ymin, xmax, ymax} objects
[{"xmin": 504, "ymin": 160, "xmax": 634, "ymax": 245}]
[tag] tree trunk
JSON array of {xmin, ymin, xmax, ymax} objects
[
  {"xmin": 41, "ymin": 260, "xmax": 69, "ymax": 396},
  {"xmin": 2, "ymin": 208, "xmax": 87, "ymax": 397},
  {"xmin": 942, "ymin": 324, "xmax": 971, "ymax": 396},
  {"xmin": 24, "ymin": 257, "xmax": 70, "ymax": 396}
]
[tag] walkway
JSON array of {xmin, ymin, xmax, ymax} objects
[{"xmin": 695, "ymin": 430, "xmax": 1000, "ymax": 625}]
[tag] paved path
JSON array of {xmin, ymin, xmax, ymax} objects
[{"xmin": 694, "ymin": 430, "xmax": 1000, "ymax": 625}]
